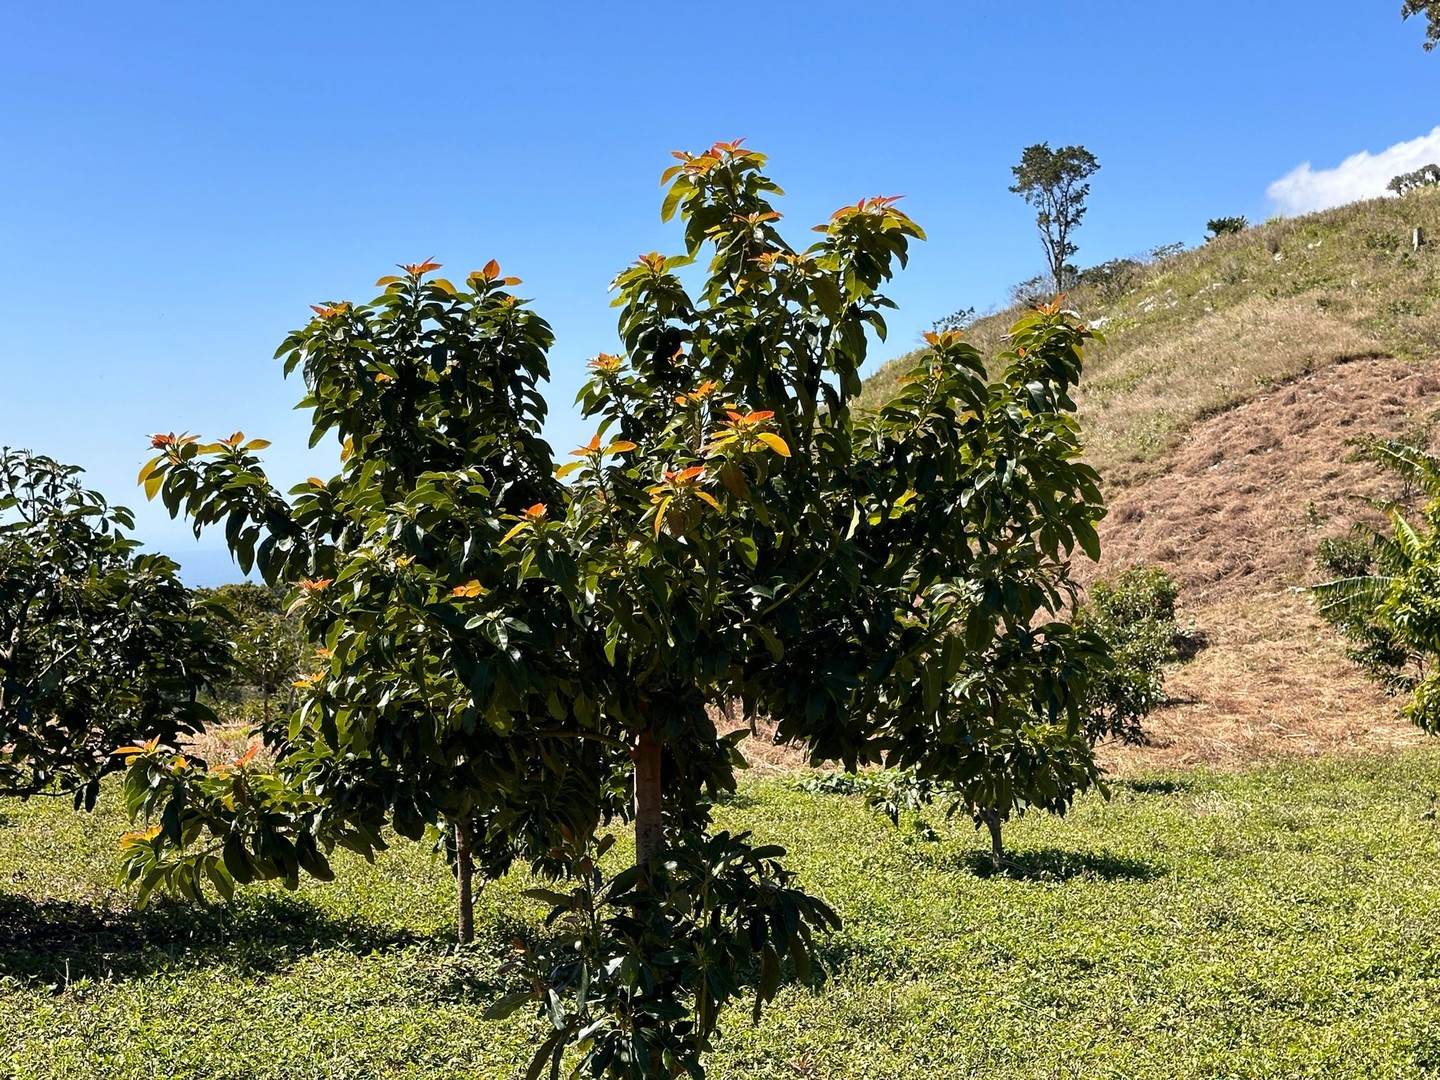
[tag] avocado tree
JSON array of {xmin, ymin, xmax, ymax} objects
[
  {"xmin": 122, "ymin": 142, "xmax": 1109, "ymax": 1078},
  {"xmin": 199, "ymin": 583, "xmax": 304, "ymax": 724},
  {"xmin": 0, "ymin": 449, "xmax": 228, "ymax": 808}
]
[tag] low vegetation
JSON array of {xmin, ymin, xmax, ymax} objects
[{"xmin": 6, "ymin": 753, "xmax": 1440, "ymax": 1078}]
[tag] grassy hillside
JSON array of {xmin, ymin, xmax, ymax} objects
[
  {"xmin": 7, "ymin": 755, "xmax": 1440, "ymax": 1079},
  {"xmin": 862, "ymin": 187, "xmax": 1440, "ymax": 486},
  {"xmin": 856, "ymin": 189, "xmax": 1440, "ymax": 772}
]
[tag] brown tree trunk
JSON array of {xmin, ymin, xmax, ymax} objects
[
  {"xmin": 980, "ymin": 808, "xmax": 1004, "ymax": 871},
  {"xmin": 455, "ymin": 818, "xmax": 475, "ymax": 945},
  {"xmin": 633, "ymin": 727, "xmax": 664, "ymax": 870}
]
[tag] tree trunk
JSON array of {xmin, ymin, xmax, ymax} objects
[
  {"xmin": 980, "ymin": 808, "xmax": 1004, "ymax": 871},
  {"xmin": 455, "ymin": 818, "xmax": 475, "ymax": 945},
  {"xmin": 633, "ymin": 727, "xmax": 664, "ymax": 870}
]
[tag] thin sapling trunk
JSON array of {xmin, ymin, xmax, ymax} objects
[{"xmin": 455, "ymin": 817, "xmax": 475, "ymax": 945}]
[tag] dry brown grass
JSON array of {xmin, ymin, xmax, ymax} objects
[
  {"xmin": 1087, "ymin": 354, "xmax": 1440, "ymax": 772},
  {"xmin": 182, "ymin": 723, "xmax": 271, "ymax": 768},
  {"xmin": 710, "ymin": 709, "xmax": 814, "ymax": 775},
  {"xmin": 1100, "ymin": 590, "xmax": 1425, "ymax": 775},
  {"xmin": 1077, "ymin": 297, "xmax": 1384, "ymax": 487},
  {"xmin": 1083, "ymin": 354, "xmax": 1440, "ymax": 603}
]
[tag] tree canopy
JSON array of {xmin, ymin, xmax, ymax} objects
[
  {"xmin": 0, "ymin": 449, "xmax": 228, "ymax": 808},
  {"xmin": 1403, "ymin": 0, "xmax": 1440, "ymax": 49},
  {"xmin": 1010, "ymin": 143, "xmax": 1101, "ymax": 296}
]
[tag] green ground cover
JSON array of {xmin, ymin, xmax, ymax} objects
[{"xmin": 5, "ymin": 751, "xmax": 1440, "ymax": 1078}]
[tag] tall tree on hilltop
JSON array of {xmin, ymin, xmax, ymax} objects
[{"xmin": 1010, "ymin": 143, "xmax": 1101, "ymax": 296}]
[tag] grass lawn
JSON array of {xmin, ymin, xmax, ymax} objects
[{"xmin": 6, "ymin": 751, "xmax": 1440, "ymax": 1078}]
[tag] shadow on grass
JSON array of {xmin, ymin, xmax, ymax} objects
[
  {"xmin": 0, "ymin": 891, "xmax": 421, "ymax": 986},
  {"xmin": 961, "ymin": 847, "xmax": 1162, "ymax": 883},
  {"xmin": 1123, "ymin": 777, "xmax": 1194, "ymax": 796}
]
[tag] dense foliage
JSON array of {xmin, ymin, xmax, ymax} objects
[
  {"xmin": 799, "ymin": 566, "xmax": 1183, "ymax": 867},
  {"xmin": 198, "ymin": 583, "xmax": 305, "ymax": 724},
  {"xmin": 1403, "ymin": 0, "xmax": 1440, "ymax": 50},
  {"xmin": 1205, "ymin": 216, "xmax": 1248, "ymax": 240},
  {"xmin": 1074, "ymin": 566, "xmax": 1182, "ymax": 747},
  {"xmin": 0, "ymin": 449, "xmax": 228, "ymax": 807},
  {"xmin": 121, "ymin": 143, "xmax": 1110, "ymax": 1078}
]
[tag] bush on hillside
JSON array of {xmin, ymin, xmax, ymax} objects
[
  {"xmin": 1387, "ymin": 164, "xmax": 1440, "ymax": 197},
  {"xmin": 1075, "ymin": 566, "xmax": 1183, "ymax": 745},
  {"xmin": 1077, "ymin": 258, "xmax": 1143, "ymax": 303},
  {"xmin": 1205, "ymin": 216, "xmax": 1248, "ymax": 240},
  {"xmin": 930, "ymin": 305, "xmax": 976, "ymax": 334},
  {"xmin": 1313, "ymin": 436, "xmax": 1440, "ymax": 709}
]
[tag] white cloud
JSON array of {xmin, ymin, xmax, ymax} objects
[{"xmin": 1266, "ymin": 126, "xmax": 1440, "ymax": 216}]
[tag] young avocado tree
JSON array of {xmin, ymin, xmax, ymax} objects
[
  {"xmin": 200, "ymin": 583, "xmax": 304, "ymax": 724},
  {"xmin": 0, "ymin": 449, "xmax": 228, "ymax": 808},
  {"xmin": 123, "ymin": 266, "xmax": 617, "ymax": 938},
  {"xmin": 122, "ymin": 142, "xmax": 1109, "ymax": 1079}
]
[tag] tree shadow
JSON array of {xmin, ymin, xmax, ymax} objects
[
  {"xmin": 1123, "ymin": 777, "xmax": 1193, "ymax": 796},
  {"xmin": 960, "ymin": 846, "xmax": 1162, "ymax": 883},
  {"xmin": 0, "ymin": 891, "xmax": 421, "ymax": 986}
]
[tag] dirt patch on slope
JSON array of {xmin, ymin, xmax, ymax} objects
[
  {"xmin": 1098, "ymin": 590, "xmax": 1427, "ymax": 773},
  {"xmin": 1089, "ymin": 354, "xmax": 1440, "ymax": 771},
  {"xmin": 1088, "ymin": 354, "xmax": 1440, "ymax": 603}
]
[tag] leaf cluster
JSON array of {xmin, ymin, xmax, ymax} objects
[{"xmin": 494, "ymin": 829, "xmax": 838, "ymax": 1079}]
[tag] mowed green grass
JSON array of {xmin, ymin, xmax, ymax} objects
[{"xmin": 6, "ymin": 751, "xmax": 1440, "ymax": 1078}]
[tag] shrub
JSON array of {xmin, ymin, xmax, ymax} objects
[
  {"xmin": 1387, "ymin": 164, "xmax": 1440, "ymax": 196},
  {"xmin": 1074, "ymin": 566, "xmax": 1182, "ymax": 746},
  {"xmin": 1313, "ymin": 436, "xmax": 1440, "ymax": 707},
  {"xmin": 930, "ymin": 305, "xmax": 976, "ymax": 334},
  {"xmin": 1205, "ymin": 216, "xmax": 1248, "ymax": 240},
  {"xmin": 1077, "ymin": 257, "xmax": 1143, "ymax": 303},
  {"xmin": 1315, "ymin": 535, "xmax": 1374, "ymax": 579}
]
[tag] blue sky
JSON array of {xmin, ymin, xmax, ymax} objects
[{"xmin": 2, "ymin": 2, "xmax": 1436, "ymax": 584}]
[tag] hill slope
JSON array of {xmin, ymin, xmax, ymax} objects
[{"xmin": 862, "ymin": 189, "xmax": 1440, "ymax": 770}]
